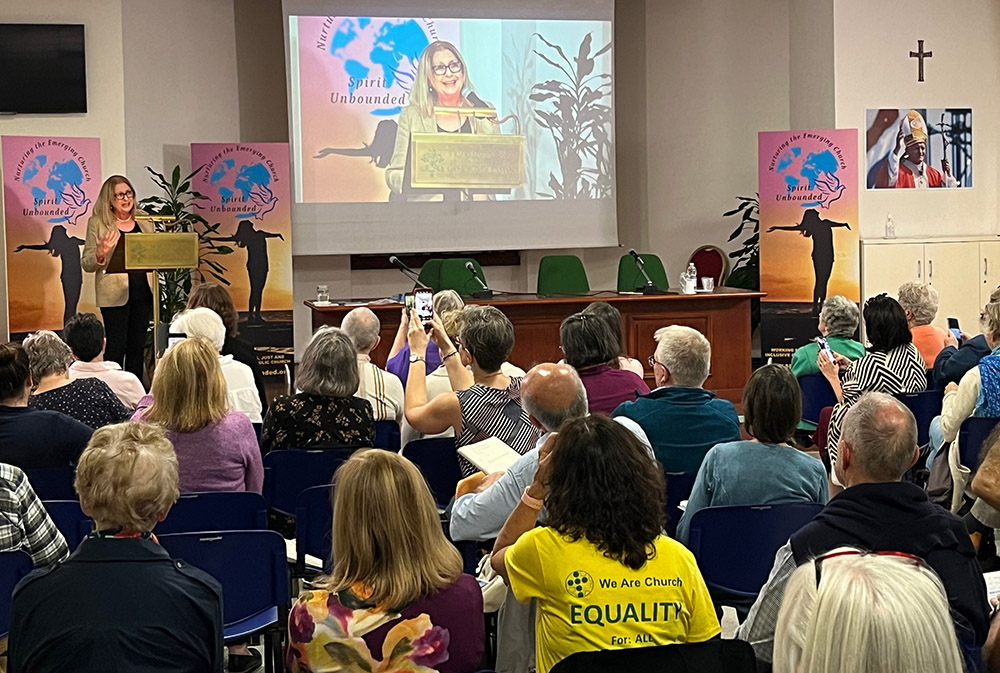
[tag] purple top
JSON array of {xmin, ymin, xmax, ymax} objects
[
  {"xmin": 578, "ymin": 364, "xmax": 651, "ymax": 415},
  {"xmin": 385, "ymin": 342, "xmax": 442, "ymax": 388},
  {"xmin": 133, "ymin": 398, "xmax": 263, "ymax": 494}
]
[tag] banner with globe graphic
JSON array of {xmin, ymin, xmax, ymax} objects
[
  {"xmin": 2, "ymin": 135, "xmax": 102, "ymax": 336},
  {"xmin": 190, "ymin": 143, "xmax": 293, "ymax": 380},
  {"xmin": 758, "ymin": 129, "xmax": 860, "ymax": 365}
]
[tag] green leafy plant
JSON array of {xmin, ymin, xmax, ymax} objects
[
  {"xmin": 723, "ymin": 194, "xmax": 760, "ymax": 330},
  {"xmin": 529, "ymin": 32, "xmax": 613, "ymax": 199}
]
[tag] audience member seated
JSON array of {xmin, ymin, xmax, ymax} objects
[
  {"xmin": 676, "ymin": 364, "xmax": 828, "ymax": 546},
  {"xmin": 773, "ymin": 550, "xmax": 964, "ymax": 673},
  {"xmin": 611, "ymin": 325, "xmax": 740, "ymax": 473},
  {"xmin": 64, "ymin": 312, "xmax": 146, "ymax": 408},
  {"xmin": 261, "ymin": 327, "xmax": 374, "ymax": 451},
  {"xmin": 386, "ymin": 289, "xmax": 465, "ymax": 387},
  {"xmin": 0, "ymin": 343, "xmax": 91, "ymax": 469},
  {"xmin": 739, "ymin": 393, "xmax": 988, "ymax": 670},
  {"xmin": 24, "ymin": 330, "xmax": 131, "ymax": 429},
  {"xmin": 134, "ymin": 338, "xmax": 262, "ymax": 493},
  {"xmin": 9, "ymin": 422, "xmax": 224, "ymax": 672},
  {"xmin": 934, "ymin": 287, "xmax": 1000, "ymax": 389},
  {"xmin": 186, "ymin": 282, "xmax": 268, "ymax": 413},
  {"xmin": 404, "ymin": 305, "xmax": 541, "ymax": 476},
  {"xmin": 170, "ymin": 308, "xmax": 262, "ymax": 424},
  {"xmin": 789, "ymin": 295, "xmax": 864, "ymax": 377},
  {"xmin": 340, "ymin": 307, "xmax": 404, "ymax": 424},
  {"xmin": 560, "ymin": 311, "xmax": 649, "ymax": 415},
  {"xmin": 969, "ymin": 427, "xmax": 1000, "ymax": 558},
  {"xmin": 286, "ymin": 449, "xmax": 483, "ymax": 673},
  {"xmin": 491, "ymin": 415, "xmax": 720, "ymax": 673},
  {"xmin": 0, "ymin": 463, "xmax": 69, "ymax": 567},
  {"xmin": 821, "ymin": 294, "xmax": 926, "ymax": 472},
  {"xmin": 583, "ymin": 301, "xmax": 645, "ymax": 377},
  {"xmin": 898, "ymin": 281, "xmax": 948, "ymax": 369}
]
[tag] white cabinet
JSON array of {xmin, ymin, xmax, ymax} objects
[
  {"xmin": 862, "ymin": 243, "xmax": 924, "ymax": 297},
  {"xmin": 925, "ymin": 242, "xmax": 982, "ymax": 331},
  {"xmin": 981, "ymin": 241, "xmax": 1000, "ymax": 307}
]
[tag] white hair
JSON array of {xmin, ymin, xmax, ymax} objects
[
  {"xmin": 341, "ymin": 307, "xmax": 380, "ymax": 353},
  {"xmin": 897, "ymin": 282, "xmax": 939, "ymax": 326},
  {"xmin": 170, "ymin": 307, "xmax": 226, "ymax": 352},
  {"xmin": 774, "ymin": 548, "xmax": 963, "ymax": 673},
  {"xmin": 653, "ymin": 325, "xmax": 711, "ymax": 387}
]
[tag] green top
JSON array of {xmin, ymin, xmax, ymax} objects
[{"xmin": 790, "ymin": 335, "xmax": 867, "ymax": 377}]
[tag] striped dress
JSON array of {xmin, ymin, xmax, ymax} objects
[
  {"xmin": 827, "ymin": 343, "xmax": 927, "ymax": 465},
  {"xmin": 455, "ymin": 377, "xmax": 542, "ymax": 476}
]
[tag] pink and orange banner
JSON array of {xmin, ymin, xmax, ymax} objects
[
  {"xmin": 2, "ymin": 135, "xmax": 102, "ymax": 336},
  {"xmin": 758, "ymin": 129, "xmax": 860, "ymax": 364}
]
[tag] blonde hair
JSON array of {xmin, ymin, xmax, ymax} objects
[
  {"xmin": 409, "ymin": 41, "xmax": 476, "ymax": 117},
  {"xmin": 654, "ymin": 325, "xmax": 711, "ymax": 387},
  {"xmin": 22, "ymin": 330, "xmax": 73, "ymax": 381},
  {"xmin": 440, "ymin": 309, "xmax": 465, "ymax": 341},
  {"xmin": 326, "ymin": 450, "xmax": 462, "ymax": 609},
  {"xmin": 75, "ymin": 421, "xmax": 179, "ymax": 531},
  {"xmin": 433, "ymin": 289, "xmax": 464, "ymax": 315},
  {"xmin": 144, "ymin": 337, "xmax": 229, "ymax": 432},
  {"xmin": 90, "ymin": 175, "xmax": 136, "ymax": 237},
  {"xmin": 774, "ymin": 549, "xmax": 963, "ymax": 673}
]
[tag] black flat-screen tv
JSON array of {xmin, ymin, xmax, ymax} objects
[{"xmin": 0, "ymin": 24, "xmax": 87, "ymax": 114}]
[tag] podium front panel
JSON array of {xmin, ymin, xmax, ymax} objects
[
  {"xmin": 124, "ymin": 232, "xmax": 198, "ymax": 271},
  {"xmin": 410, "ymin": 133, "xmax": 524, "ymax": 189}
]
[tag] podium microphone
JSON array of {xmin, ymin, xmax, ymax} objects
[
  {"xmin": 389, "ymin": 255, "xmax": 421, "ymax": 284},
  {"xmin": 465, "ymin": 261, "xmax": 494, "ymax": 299},
  {"xmin": 628, "ymin": 249, "xmax": 665, "ymax": 295},
  {"xmin": 466, "ymin": 92, "xmax": 497, "ymax": 119}
]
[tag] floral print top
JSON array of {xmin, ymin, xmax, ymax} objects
[
  {"xmin": 286, "ymin": 577, "xmax": 484, "ymax": 673},
  {"xmin": 261, "ymin": 393, "xmax": 375, "ymax": 452}
]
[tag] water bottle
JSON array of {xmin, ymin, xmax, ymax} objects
[
  {"xmin": 681, "ymin": 263, "xmax": 698, "ymax": 294},
  {"xmin": 885, "ymin": 213, "xmax": 895, "ymax": 239}
]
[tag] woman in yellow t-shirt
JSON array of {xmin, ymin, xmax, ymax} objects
[{"xmin": 491, "ymin": 415, "xmax": 720, "ymax": 673}]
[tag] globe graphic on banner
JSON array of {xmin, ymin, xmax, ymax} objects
[
  {"xmin": 22, "ymin": 155, "xmax": 91, "ymax": 224},
  {"xmin": 775, "ymin": 146, "xmax": 845, "ymax": 209},
  {"xmin": 210, "ymin": 159, "xmax": 277, "ymax": 220}
]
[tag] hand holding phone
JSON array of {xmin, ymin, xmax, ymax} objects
[
  {"xmin": 413, "ymin": 287, "xmax": 434, "ymax": 330},
  {"xmin": 947, "ymin": 317, "xmax": 962, "ymax": 345},
  {"xmin": 817, "ymin": 336, "xmax": 836, "ymax": 364}
]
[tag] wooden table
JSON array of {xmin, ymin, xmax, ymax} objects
[{"xmin": 306, "ymin": 288, "xmax": 763, "ymax": 404}]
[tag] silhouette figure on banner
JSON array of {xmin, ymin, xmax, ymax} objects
[
  {"xmin": 217, "ymin": 221, "xmax": 284, "ymax": 323},
  {"xmin": 15, "ymin": 225, "xmax": 86, "ymax": 324},
  {"xmin": 767, "ymin": 208, "xmax": 851, "ymax": 314}
]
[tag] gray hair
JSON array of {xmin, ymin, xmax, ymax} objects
[
  {"xmin": 296, "ymin": 327, "xmax": 359, "ymax": 398},
  {"xmin": 22, "ymin": 330, "xmax": 73, "ymax": 382},
  {"xmin": 897, "ymin": 282, "xmax": 938, "ymax": 326},
  {"xmin": 459, "ymin": 305, "xmax": 514, "ymax": 373},
  {"xmin": 170, "ymin": 307, "xmax": 226, "ymax": 352},
  {"xmin": 653, "ymin": 325, "xmax": 711, "ymax": 387},
  {"xmin": 341, "ymin": 307, "xmax": 380, "ymax": 353},
  {"xmin": 840, "ymin": 392, "xmax": 917, "ymax": 481},
  {"xmin": 980, "ymin": 302, "xmax": 1000, "ymax": 341},
  {"xmin": 521, "ymin": 371, "xmax": 589, "ymax": 433},
  {"xmin": 433, "ymin": 289, "xmax": 464, "ymax": 315},
  {"xmin": 820, "ymin": 296, "xmax": 860, "ymax": 338}
]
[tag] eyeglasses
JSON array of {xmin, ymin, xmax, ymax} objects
[
  {"xmin": 813, "ymin": 549, "xmax": 928, "ymax": 587},
  {"xmin": 113, "ymin": 190, "xmax": 134, "ymax": 201},
  {"xmin": 432, "ymin": 61, "xmax": 464, "ymax": 76},
  {"xmin": 647, "ymin": 355, "xmax": 664, "ymax": 369}
]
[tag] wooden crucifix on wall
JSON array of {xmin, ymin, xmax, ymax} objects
[{"xmin": 910, "ymin": 39, "xmax": 932, "ymax": 82}]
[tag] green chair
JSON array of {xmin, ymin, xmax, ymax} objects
[
  {"xmin": 617, "ymin": 253, "xmax": 668, "ymax": 292},
  {"xmin": 416, "ymin": 258, "xmax": 444, "ymax": 291},
  {"xmin": 537, "ymin": 255, "xmax": 590, "ymax": 296},
  {"xmin": 438, "ymin": 258, "xmax": 488, "ymax": 297}
]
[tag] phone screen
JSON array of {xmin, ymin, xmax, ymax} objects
[
  {"xmin": 948, "ymin": 317, "xmax": 960, "ymax": 330},
  {"xmin": 950, "ymin": 328, "xmax": 962, "ymax": 342},
  {"xmin": 817, "ymin": 336, "xmax": 836, "ymax": 363},
  {"xmin": 413, "ymin": 288, "xmax": 434, "ymax": 325},
  {"xmin": 167, "ymin": 332, "xmax": 186, "ymax": 348},
  {"xmin": 404, "ymin": 294, "xmax": 415, "ymax": 311}
]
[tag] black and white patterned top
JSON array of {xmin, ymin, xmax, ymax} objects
[
  {"xmin": 455, "ymin": 377, "xmax": 542, "ymax": 477},
  {"xmin": 29, "ymin": 378, "xmax": 133, "ymax": 430},
  {"xmin": 827, "ymin": 343, "xmax": 927, "ymax": 464}
]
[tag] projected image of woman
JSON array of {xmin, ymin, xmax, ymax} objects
[
  {"xmin": 385, "ymin": 41, "xmax": 497, "ymax": 201},
  {"xmin": 14, "ymin": 225, "xmax": 85, "ymax": 324}
]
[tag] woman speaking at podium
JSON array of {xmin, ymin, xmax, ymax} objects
[
  {"xmin": 82, "ymin": 175, "xmax": 153, "ymax": 381},
  {"xmin": 385, "ymin": 40, "xmax": 497, "ymax": 201}
]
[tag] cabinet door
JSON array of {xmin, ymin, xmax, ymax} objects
[
  {"xmin": 862, "ymin": 243, "xmax": 924, "ymax": 300},
  {"xmin": 981, "ymin": 241, "xmax": 1000, "ymax": 307},
  {"xmin": 925, "ymin": 242, "xmax": 982, "ymax": 331}
]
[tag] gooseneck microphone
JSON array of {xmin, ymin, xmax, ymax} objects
[
  {"xmin": 465, "ymin": 261, "xmax": 494, "ymax": 299},
  {"xmin": 389, "ymin": 255, "xmax": 421, "ymax": 284},
  {"xmin": 466, "ymin": 92, "xmax": 497, "ymax": 118},
  {"xmin": 628, "ymin": 249, "xmax": 666, "ymax": 295}
]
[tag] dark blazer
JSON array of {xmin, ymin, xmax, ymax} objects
[
  {"xmin": 9, "ymin": 536, "xmax": 224, "ymax": 673},
  {"xmin": 933, "ymin": 334, "xmax": 992, "ymax": 389}
]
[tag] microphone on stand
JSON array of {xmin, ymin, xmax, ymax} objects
[
  {"xmin": 628, "ymin": 249, "xmax": 665, "ymax": 295},
  {"xmin": 465, "ymin": 261, "xmax": 494, "ymax": 299},
  {"xmin": 389, "ymin": 255, "xmax": 422, "ymax": 285},
  {"xmin": 466, "ymin": 92, "xmax": 497, "ymax": 119}
]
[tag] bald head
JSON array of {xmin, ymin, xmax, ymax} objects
[
  {"xmin": 521, "ymin": 363, "xmax": 588, "ymax": 432},
  {"xmin": 837, "ymin": 392, "xmax": 918, "ymax": 484},
  {"xmin": 341, "ymin": 307, "xmax": 380, "ymax": 353}
]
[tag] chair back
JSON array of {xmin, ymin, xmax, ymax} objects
[
  {"xmin": 551, "ymin": 639, "xmax": 756, "ymax": 673},
  {"xmin": 374, "ymin": 420, "xmax": 401, "ymax": 451},
  {"xmin": 262, "ymin": 449, "xmax": 353, "ymax": 516},
  {"xmin": 958, "ymin": 416, "xmax": 1000, "ymax": 470},
  {"xmin": 24, "ymin": 466, "xmax": 77, "ymax": 500},
  {"xmin": 617, "ymin": 253, "xmax": 668, "ymax": 292},
  {"xmin": 688, "ymin": 503, "xmax": 823, "ymax": 597},
  {"xmin": 798, "ymin": 374, "xmax": 838, "ymax": 425},
  {"xmin": 688, "ymin": 245, "xmax": 730, "ymax": 286},
  {"xmin": 158, "ymin": 530, "xmax": 289, "ymax": 628},
  {"xmin": 537, "ymin": 255, "xmax": 590, "ymax": 296},
  {"xmin": 0, "ymin": 551, "xmax": 33, "ymax": 637},
  {"xmin": 663, "ymin": 471, "xmax": 697, "ymax": 539},
  {"xmin": 42, "ymin": 500, "xmax": 92, "ymax": 551},
  {"xmin": 403, "ymin": 438, "xmax": 461, "ymax": 510},
  {"xmin": 893, "ymin": 390, "xmax": 944, "ymax": 447},
  {"xmin": 156, "ymin": 492, "xmax": 268, "ymax": 535},
  {"xmin": 438, "ymin": 258, "xmax": 488, "ymax": 297},
  {"xmin": 295, "ymin": 485, "xmax": 335, "ymax": 574},
  {"xmin": 417, "ymin": 258, "xmax": 445, "ymax": 292}
]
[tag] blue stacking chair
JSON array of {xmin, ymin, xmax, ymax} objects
[
  {"xmin": 664, "ymin": 471, "xmax": 697, "ymax": 539},
  {"xmin": 797, "ymin": 374, "xmax": 838, "ymax": 426},
  {"xmin": 551, "ymin": 639, "xmax": 756, "ymax": 673},
  {"xmin": 894, "ymin": 390, "xmax": 944, "ymax": 447},
  {"xmin": 958, "ymin": 417, "xmax": 1000, "ymax": 470},
  {"xmin": 374, "ymin": 420, "xmax": 401, "ymax": 451},
  {"xmin": 687, "ymin": 503, "xmax": 823, "ymax": 598},
  {"xmin": 0, "ymin": 550, "xmax": 33, "ymax": 638},
  {"xmin": 262, "ymin": 448, "xmax": 354, "ymax": 516},
  {"xmin": 403, "ymin": 438, "xmax": 461, "ymax": 511},
  {"xmin": 159, "ymin": 530, "xmax": 289, "ymax": 673},
  {"xmin": 156, "ymin": 492, "xmax": 267, "ymax": 535},
  {"xmin": 294, "ymin": 484, "xmax": 335, "ymax": 575},
  {"xmin": 25, "ymin": 466, "xmax": 77, "ymax": 500},
  {"xmin": 42, "ymin": 500, "xmax": 92, "ymax": 551}
]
